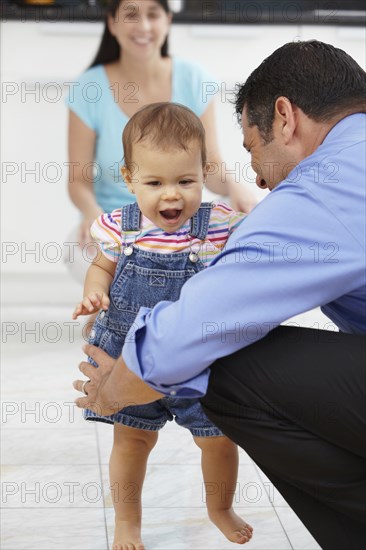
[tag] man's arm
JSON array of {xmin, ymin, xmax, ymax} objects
[
  {"xmin": 121, "ymin": 182, "xmax": 363, "ymax": 397},
  {"xmin": 74, "ymin": 182, "xmax": 362, "ymax": 406}
]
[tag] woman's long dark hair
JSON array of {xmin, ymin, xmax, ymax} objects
[{"xmin": 89, "ymin": 0, "xmax": 171, "ymax": 68}]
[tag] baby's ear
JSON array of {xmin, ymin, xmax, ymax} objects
[
  {"xmin": 203, "ymin": 162, "xmax": 212, "ymax": 183},
  {"xmin": 121, "ymin": 166, "xmax": 134, "ymax": 193},
  {"xmin": 205, "ymin": 161, "xmax": 217, "ymax": 176}
]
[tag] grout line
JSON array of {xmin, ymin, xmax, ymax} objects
[
  {"xmin": 0, "ymin": 505, "xmax": 283, "ymax": 509},
  {"xmin": 95, "ymin": 423, "xmax": 110, "ymax": 550},
  {"xmin": 252, "ymin": 461, "xmax": 294, "ymax": 549}
]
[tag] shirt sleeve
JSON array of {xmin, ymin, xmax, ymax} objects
[
  {"xmin": 122, "ymin": 180, "xmax": 365, "ymax": 397},
  {"xmin": 90, "ymin": 210, "xmax": 122, "ymax": 262},
  {"xmin": 64, "ymin": 67, "xmax": 101, "ymax": 131},
  {"xmin": 214, "ymin": 202, "xmax": 246, "ymax": 236}
]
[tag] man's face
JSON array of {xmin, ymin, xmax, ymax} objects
[{"xmin": 241, "ymin": 107, "xmax": 293, "ymax": 191}]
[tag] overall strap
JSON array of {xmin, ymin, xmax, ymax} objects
[
  {"xmin": 189, "ymin": 202, "xmax": 213, "ymax": 240},
  {"xmin": 121, "ymin": 202, "xmax": 141, "ymax": 233}
]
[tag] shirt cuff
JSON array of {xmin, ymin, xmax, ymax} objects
[{"xmin": 122, "ymin": 306, "xmax": 210, "ymax": 398}]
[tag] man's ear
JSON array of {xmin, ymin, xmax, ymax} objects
[
  {"xmin": 121, "ymin": 166, "xmax": 134, "ymax": 193},
  {"xmin": 274, "ymin": 96, "xmax": 297, "ymax": 144}
]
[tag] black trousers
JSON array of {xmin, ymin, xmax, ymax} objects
[{"xmin": 200, "ymin": 326, "xmax": 366, "ymax": 550}]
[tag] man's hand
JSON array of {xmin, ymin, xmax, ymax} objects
[{"xmin": 73, "ymin": 344, "xmax": 164, "ymax": 416}]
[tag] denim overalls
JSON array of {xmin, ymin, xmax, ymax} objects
[{"xmin": 85, "ymin": 202, "xmax": 223, "ymax": 437}]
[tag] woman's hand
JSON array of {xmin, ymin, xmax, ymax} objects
[{"xmin": 228, "ymin": 180, "xmax": 258, "ymax": 214}]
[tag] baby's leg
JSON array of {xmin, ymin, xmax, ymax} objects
[
  {"xmin": 110, "ymin": 423, "xmax": 158, "ymax": 550},
  {"xmin": 193, "ymin": 435, "xmax": 253, "ymax": 545}
]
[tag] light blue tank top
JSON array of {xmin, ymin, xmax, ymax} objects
[{"xmin": 65, "ymin": 58, "xmax": 218, "ymax": 213}]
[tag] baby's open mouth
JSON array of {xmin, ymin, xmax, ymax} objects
[{"xmin": 160, "ymin": 209, "xmax": 182, "ymax": 221}]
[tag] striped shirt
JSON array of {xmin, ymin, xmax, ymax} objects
[{"xmin": 91, "ymin": 202, "xmax": 246, "ymax": 267}]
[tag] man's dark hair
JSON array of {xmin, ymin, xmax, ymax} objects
[{"xmin": 235, "ymin": 40, "xmax": 366, "ymax": 142}]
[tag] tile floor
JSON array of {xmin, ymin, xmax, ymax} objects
[{"xmin": 1, "ymin": 305, "xmax": 322, "ymax": 550}]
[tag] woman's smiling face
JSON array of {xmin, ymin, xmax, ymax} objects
[{"xmin": 108, "ymin": 0, "xmax": 172, "ymax": 60}]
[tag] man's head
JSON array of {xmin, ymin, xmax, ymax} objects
[{"xmin": 236, "ymin": 40, "xmax": 366, "ymax": 190}]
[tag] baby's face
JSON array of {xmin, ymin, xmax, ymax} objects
[{"xmin": 124, "ymin": 141, "xmax": 206, "ymax": 233}]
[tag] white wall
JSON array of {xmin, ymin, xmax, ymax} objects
[{"xmin": 1, "ymin": 21, "xmax": 365, "ymax": 285}]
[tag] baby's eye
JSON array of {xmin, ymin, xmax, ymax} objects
[
  {"xmin": 146, "ymin": 181, "xmax": 161, "ymax": 186},
  {"xmin": 179, "ymin": 179, "xmax": 193, "ymax": 185}
]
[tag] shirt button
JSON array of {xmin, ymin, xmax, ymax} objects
[
  {"xmin": 99, "ymin": 311, "xmax": 105, "ymax": 319},
  {"xmin": 89, "ymin": 329, "xmax": 96, "ymax": 339},
  {"xmin": 170, "ymin": 390, "xmax": 177, "ymax": 396}
]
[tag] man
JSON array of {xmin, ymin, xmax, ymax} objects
[{"xmin": 74, "ymin": 41, "xmax": 366, "ymax": 549}]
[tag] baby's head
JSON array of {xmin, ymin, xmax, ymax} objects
[
  {"xmin": 121, "ymin": 103, "xmax": 209, "ymax": 233},
  {"xmin": 123, "ymin": 102, "xmax": 207, "ymax": 170}
]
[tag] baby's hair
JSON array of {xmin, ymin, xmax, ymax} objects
[{"xmin": 122, "ymin": 102, "xmax": 207, "ymax": 170}]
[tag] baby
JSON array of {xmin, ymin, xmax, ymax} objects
[{"xmin": 73, "ymin": 102, "xmax": 253, "ymax": 550}]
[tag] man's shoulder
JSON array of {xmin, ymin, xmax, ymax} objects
[{"xmin": 321, "ymin": 113, "xmax": 366, "ymax": 153}]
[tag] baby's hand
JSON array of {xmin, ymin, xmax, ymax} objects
[{"xmin": 72, "ymin": 292, "xmax": 110, "ymax": 319}]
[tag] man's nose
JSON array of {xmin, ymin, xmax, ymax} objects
[{"xmin": 256, "ymin": 174, "xmax": 268, "ymax": 190}]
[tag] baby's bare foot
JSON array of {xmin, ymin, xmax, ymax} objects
[
  {"xmin": 112, "ymin": 519, "xmax": 145, "ymax": 550},
  {"xmin": 208, "ymin": 508, "xmax": 254, "ymax": 544}
]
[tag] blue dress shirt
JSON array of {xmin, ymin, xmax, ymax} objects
[{"xmin": 122, "ymin": 114, "xmax": 366, "ymax": 397}]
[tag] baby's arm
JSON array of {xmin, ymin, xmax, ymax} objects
[{"xmin": 72, "ymin": 254, "xmax": 116, "ymax": 319}]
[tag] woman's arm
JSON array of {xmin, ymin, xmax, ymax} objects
[
  {"xmin": 200, "ymin": 102, "xmax": 257, "ymax": 214},
  {"xmin": 67, "ymin": 111, "xmax": 104, "ymax": 246}
]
